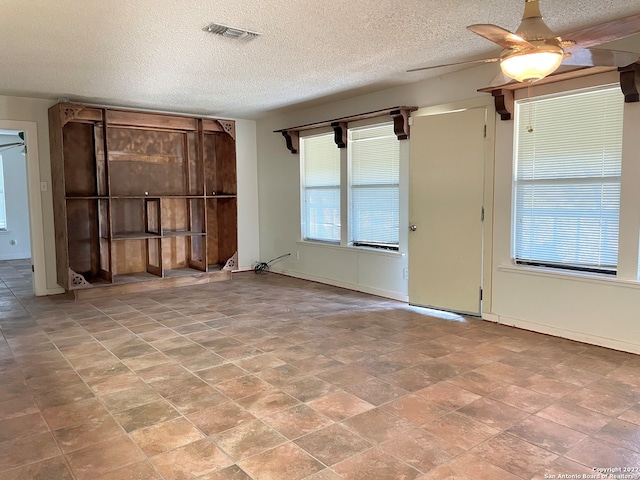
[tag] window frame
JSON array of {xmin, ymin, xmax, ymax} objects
[
  {"xmin": 299, "ymin": 130, "xmax": 342, "ymax": 244},
  {"xmin": 511, "ymin": 83, "xmax": 624, "ymax": 276},
  {"xmin": 0, "ymin": 155, "xmax": 7, "ymax": 231},
  {"xmin": 299, "ymin": 120, "xmax": 403, "ymax": 253},
  {"xmin": 347, "ymin": 121, "xmax": 400, "ymax": 251}
]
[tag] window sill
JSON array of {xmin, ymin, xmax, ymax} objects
[
  {"xmin": 497, "ymin": 263, "xmax": 640, "ymax": 290},
  {"xmin": 297, "ymin": 240, "xmax": 405, "ymax": 258}
]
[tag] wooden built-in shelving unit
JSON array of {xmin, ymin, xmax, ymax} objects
[{"xmin": 48, "ymin": 103, "xmax": 238, "ymax": 299}]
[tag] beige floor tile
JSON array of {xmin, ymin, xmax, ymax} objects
[{"xmin": 1, "ymin": 265, "xmax": 639, "ymax": 480}]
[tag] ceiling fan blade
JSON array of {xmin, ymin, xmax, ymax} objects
[
  {"xmin": 407, "ymin": 57, "xmax": 499, "ymax": 73},
  {"xmin": 561, "ymin": 13, "xmax": 640, "ymax": 50},
  {"xmin": 467, "ymin": 24, "xmax": 536, "ymax": 50},
  {"xmin": 562, "ymin": 48, "xmax": 639, "ymax": 67}
]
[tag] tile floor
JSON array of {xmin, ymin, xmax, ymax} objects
[{"xmin": 1, "ymin": 258, "xmax": 640, "ymax": 479}]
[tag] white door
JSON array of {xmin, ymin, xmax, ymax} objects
[{"xmin": 408, "ymin": 107, "xmax": 486, "ymax": 315}]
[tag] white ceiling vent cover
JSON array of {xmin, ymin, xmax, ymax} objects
[{"xmin": 203, "ymin": 23, "xmax": 261, "ymax": 41}]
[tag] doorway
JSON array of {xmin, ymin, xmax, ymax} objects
[
  {"xmin": 0, "ymin": 120, "xmax": 47, "ymax": 296},
  {"xmin": 408, "ymin": 106, "xmax": 488, "ymax": 315},
  {"xmin": 0, "ymin": 130, "xmax": 31, "ymax": 261}
]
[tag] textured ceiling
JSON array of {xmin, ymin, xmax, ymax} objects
[{"xmin": 0, "ymin": 1, "xmax": 639, "ymax": 119}]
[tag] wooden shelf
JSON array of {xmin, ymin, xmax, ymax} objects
[
  {"xmin": 110, "ymin": 195, "xmax": 161, "ymax": 199},
  {"xmin": 49, "ymin": 102, "xmax": 238, "ymax": 296},
  {"xmin": 112, "ymin": 232, "xmax": 161, "ymax": 240},
  {"xmin": 162, "ymin": 230, "xmax": 205, "ymax": 238},
  {"xmin": 274, "ymin": 106, "xmax": 418, "ymax": 154},
  {"xmin": 477, "ymin": 65, "xmax": 639, "ymax": 121},
  {"xmin": 164, "ymin": 267, "xmax": 211, "ymax": 278},
  {"xmin": 113, "ymin": 272, "xmax": 161, "ymax": 284},
  {"xmin": 66, "ymin": 195, "xmax": 109, "ymax": 200}
]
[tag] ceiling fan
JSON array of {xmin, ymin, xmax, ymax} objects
[{"xmin": 408, "ymin": 0, "xmax": 640, "ymax": 85}]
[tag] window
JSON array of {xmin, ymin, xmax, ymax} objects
[
  {"xmin": 0, "ymin": 156, "xmax": 6, "ymax": 230},
  {"xmin": 300, "ymin": 122, "xmax": 401, "ymax": 250},
  {"xmin": 349, "ymin": 123, "xmax": 399, "ymax": 250},
  {"xmin": 301, "ymin": 132, "xmax": 341, "ymax": 243},
  {"xmin": 513, "ymin": 85, "xmax": 624, "ymax": 274}
]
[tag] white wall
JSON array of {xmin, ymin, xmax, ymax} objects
[
  {"xmin": 256, "ymin": 66, "xmax": 640, "ymax": 354},
  {"xmin": 0, "ymin": 134, "xmax": 31, "ymax": 260},
  {"xmin": 235, "ymin": 119, "xmax": 261, "ymax": 270}
]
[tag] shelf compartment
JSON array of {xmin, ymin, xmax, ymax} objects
[
  {"xmin": 186, "ymin": 131, "xmax": 204, "ymax": 196},
  {"xmin": 147, "ymin": 238, "xmax": 162, "ymax": 277},
  {"xmin": 62, "ymin": 122, "xmax": 106, "ymax": 197},
  {"xmin": 206, "ymin": 197, "xmax": 237, "ymax": 269},
  {"xmin": 98, "ymin": 199, "xmax": 112, "ymax": 280},
  {"xmin": 146, "ymin": 198, "xmax": 161, "ymax": 236},
  {"xmin": 161, "ymin": 235, "xmax": 207, "ymax": 274},
  {"xmin": 161, "ymin": 198, "xmax": 205, "ymax": 234},
  {"xmin": 65, "ymin": 198, "xmax": 111, "ymax": 287},
  {"xmin": 111, "ymin": 198, "xmax": 161, "ymax": 238},
  {"xmin": 111, "ymin": 239, "xmax": 147, "ymax": 276},
  {"xmin": 107, "ymin": 127, "xmax": 189, "ymax": 196},
  {"xmin": 161, "ymin": 236, "xmax": 188, "ymax": 271},
  {"xmin": 203, "ymin": 132, "xmax": 237, "ymax": 196},
  {"xmin": 189, "ymin": 234, "xmax": 206, "ymax": 271}
]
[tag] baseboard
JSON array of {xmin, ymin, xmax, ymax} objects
[
  {"xmin": 484, "ymin": 312, "xmax": 640, "ymax": 355},
  {"xmin": 0, "ymin": 253, "xmax": 31, "ymax": 261},
  {"xmin": 271, "ymin": 268, "xmax": 408, "ymax": 302},
  {"xmin": 45, "ymin": 286, "xmax": 65, "ymax": 296}
]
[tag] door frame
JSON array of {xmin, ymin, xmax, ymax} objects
[
  {"xmin": 0, "ymin": 120, "xmax": 47, "ymax": 296},
  {"xmin": 410, "ymin": 97, "xmax": 496, "ymax": 315}
]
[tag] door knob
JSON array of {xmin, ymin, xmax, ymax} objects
[{"xmin": 409, "ymin": 224, "xmax": 417, "ymax": 231}]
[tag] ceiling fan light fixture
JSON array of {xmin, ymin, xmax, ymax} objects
[{"xmin": 500, "ymin": 46, "xmax": 563, "ymax": 82}]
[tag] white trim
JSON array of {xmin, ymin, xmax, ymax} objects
[
  {"xmin": 0, "ymin": 253, "xmax": 31, "ymax": 261},
  {"xmin": 46, "ymin": 286, "xmax": 65, "ymax": 295},
  {"xmin": 412, "ymin": 96, "xmax": 494, "ymax": 118},
  {"xmin": 482, "ymin": 312, "xmax": 500, "ymax": 322},
  {"xmin": 0, "ymin": 120, "xmax": 46, "ymax": 296},
  {"xmin": 296, "ymin": 240, "xmax": 405, "ymax": 258},
  {"xmin": 497, "ymin": 263, "xmax": 640, "ymax": 290},
  {"xmin": 271, "ymin": 267, "xmax": 408, "ymax": 302},
  {"xmin": 409, "ymin": 96, "xmax": 495, "ymax": 314},
  {"xmin": 484, "ymin": 312, "xmax": 640, "ymax": 355}
]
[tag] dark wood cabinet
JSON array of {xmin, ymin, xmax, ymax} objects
[{"xmin": 49, "ymin": 103, "xmax": 238, "ymax": 299}]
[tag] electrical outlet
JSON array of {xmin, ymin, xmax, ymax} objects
[
  {"xmin": 403, "ymin": 268, "xmax": 409, "ymax": 280},
  {"xmin": 296, "ymin": 251, "xmax": 300, "ymax": 260}
]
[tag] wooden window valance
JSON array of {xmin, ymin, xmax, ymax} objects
[
  {"xmin": 274, "ymin": 106, "xmax": 418, "ymax": 154},
  {"xmin": 479, "ymin": 64, "xmax": 640, "ymax": 121}
]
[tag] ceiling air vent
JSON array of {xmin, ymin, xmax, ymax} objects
[{"xmin": 203, "ymin": 23, "xmax": 261, "ymax": 42}]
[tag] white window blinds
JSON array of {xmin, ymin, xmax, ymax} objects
[
  {"xmin": 301, "ymin": 133, "xmax": 341, "ymax": 243},
  {"xmin": 0, "ymin": 157, "xmax": 6, "ymax": 230},
  {"xmin": 349, "ymin": 123, "xmax": 399, "ymax": 249},
  {"xmin": 513, "ymin": 85, "xmax": 623, "ymax": 273}
]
